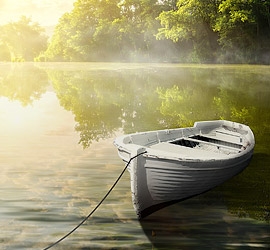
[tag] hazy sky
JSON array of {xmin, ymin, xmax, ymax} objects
[{"xmin": 0, "ymin": 0, "xmax": 75, "ymax": 26}]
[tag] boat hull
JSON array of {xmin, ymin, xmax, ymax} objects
[
  {"xmin": 114, "ymin": 120, "xmax": 255, "ymax": 219},
  {"xmin": 128, "ymin": 148, "xmax": 253, "ymax": 219}
]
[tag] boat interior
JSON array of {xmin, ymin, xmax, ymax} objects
[{"xmin": 128, "ymin": 126, "xmax": 248, "ymax": 157}]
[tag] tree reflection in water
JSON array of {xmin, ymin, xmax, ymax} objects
[{"xmin": 1, "ymin": 63, "xmax": 269, "ymax": 242}]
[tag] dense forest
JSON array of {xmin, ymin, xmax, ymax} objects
[{"xmin": 0, "ymin": 0, "xmax": 270, "ymax": 64}]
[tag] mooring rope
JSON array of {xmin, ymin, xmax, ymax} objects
[{"xmin": 43, "ymin": 150, "xmax": 147, "ymax": 250}]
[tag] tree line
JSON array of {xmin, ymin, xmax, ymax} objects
[
  {"xmin": 0, "ymin": 0, "xmax": 270, "ymax": 64},
  {"xmin": 0, "ymin": 16, "xmax": 48, "ymax": 62}
]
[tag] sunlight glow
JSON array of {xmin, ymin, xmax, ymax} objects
[
  {"xmin": 0, "ymin": 92, "xmax": 75, "ymax": 138},
  {"xmin": 0, "ymin": 0, "xmax": 74, "ymax": 26},
  {"xmin": 0, "ymin": 98, "xmax": 38, "ymax": 132}
]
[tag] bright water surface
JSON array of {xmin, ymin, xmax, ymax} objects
[{"xmin": 0, "ymin": 63, "xmax": 269, "ymax": 249}]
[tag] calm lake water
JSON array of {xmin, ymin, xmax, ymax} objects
[{"xmin": 0, "ymin": 62, "xmax": 269, "ymax": 249}]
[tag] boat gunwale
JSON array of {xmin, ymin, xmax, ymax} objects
[
  {"xmin": 115, "ymin": 138, "xmax": 254, "ymax": 162},
  {"xmin": 143, "ymin": 145, "xmax": 254, "ymax": 162},
  {"xmin": 114, "ymin": 120, "xmax": 255, "ymax": 162}
]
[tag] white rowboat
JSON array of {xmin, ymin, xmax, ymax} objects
[{"xmin": 114, "ymin": 120, "xmax": 255, "ymax": 219}]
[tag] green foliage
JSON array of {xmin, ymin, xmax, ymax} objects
[
  {"xmin": 0, "ymin": 16, "xmax": 48, "ymax": 61},
  {"xmin": 213, "ymin": 0, "xmax": 257, "ymax": 62},
  {"xmin": 44, "ymin": 0, "xmax": 180, "ymax": 62},
  {"xmin": 1, "ymin": 1, "xmax": 269, "ymax": 63},
  {"xmin": 157, "ymin": 0, "xmax": 216, "ymax": 41},
  {"xmin": 156, "ymin": 0, "xmax": 220, "ymax": 62},
  {"xmin": 157, "ymin": 0, "xmax": 270, "ymax": 63}
]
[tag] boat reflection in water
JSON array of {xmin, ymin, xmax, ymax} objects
[
  {"xmin": 139, "ymin": 192, "xmax": 269, "ymax": 249},
  {"xmin": 114, "ymin": 120, "xmax": 255, "ymax": 219}
]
